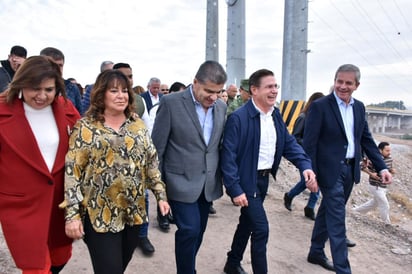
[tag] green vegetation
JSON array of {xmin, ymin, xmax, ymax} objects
[
  {"xmin": 401, "ymin": 134, "xmax": 412, "ymax": 140},
  {"xmin": 368, "ymin": 101, "xmax": 406, "ymax": 110}
]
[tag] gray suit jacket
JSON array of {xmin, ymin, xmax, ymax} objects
[{"xmin": 151, "ymin": 88, "xmax": 226, "ymax": 203}]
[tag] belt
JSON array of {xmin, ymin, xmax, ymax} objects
[
  {"xmin": 257, "ymin": 169, "xmax": 271, "ymax": 177},
  {"xmin": 344, "ymin": 158, "xmax": 355, "ymax": 165},
  {"xmin": 370, "ymin": 181, "xmax": 387, "ymax": 188}
]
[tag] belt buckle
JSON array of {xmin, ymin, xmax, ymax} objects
[
  {"xmin": 259, "ymin": 169, "xmax": 270, "ymax": 176},
  {"xmin": 345, "ymin": 158, "xmax": 354, "ymax": 165}
]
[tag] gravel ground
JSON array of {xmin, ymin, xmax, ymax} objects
[{"xmin": 1, "ymin": 134, "xmax": 411, "ymax": 273}]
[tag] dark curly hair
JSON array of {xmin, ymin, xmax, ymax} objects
[{"xmin": 85, "ymin": 70, "xmax": 135, "ymax": 122}]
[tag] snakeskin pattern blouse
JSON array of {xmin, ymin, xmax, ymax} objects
[{"xmin": 62, "ymin": 116, "xmax": 166, "ymax": 233}]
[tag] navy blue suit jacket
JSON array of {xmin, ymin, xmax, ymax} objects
[
  {"xmin": 303, "ymin": 93, "xmax": 387, "ymax": 188},
  {"xmin": 140, "ymin": 91, "xmax": 163, "ymax": 112},
  {"xmin": 221, "ymin": 100, "xmax": 312, "ymax": 198}
]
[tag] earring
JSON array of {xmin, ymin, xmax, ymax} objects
[{"xmin": 18, "ymin": 90, "xmax": 22, "ymax": 99}]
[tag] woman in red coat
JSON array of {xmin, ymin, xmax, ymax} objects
[{"xmin": 0, "ymin": 56, "xmax": 80, "ymax": 273}]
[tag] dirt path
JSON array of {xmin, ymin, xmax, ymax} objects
[{"xmin": 1, "ymin": 135, "xmax": 412, "ymax": 273}]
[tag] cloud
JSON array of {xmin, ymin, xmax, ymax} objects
[{"xmin": 1, "ymin": 0, "xmax": 411, "ymax": 106}]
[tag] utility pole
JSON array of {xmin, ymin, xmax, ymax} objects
[
  {"xmin": 206, "ymin": 0, "xmax": 219, "ymax": 61},
  {"xmin": 281, "ymin": 0, "xmax": 309, "ymax": 100},
  {"xmin": 226, "ymin": 0, "xmax": 245, "ymax": 86}
]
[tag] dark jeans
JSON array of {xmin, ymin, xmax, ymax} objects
[
  {"xmin": 227, "ymin": 174, "xmax": 269, "ymax": 274},
  {"xmin": 83, "ymin": 214, "xmax": 140, "ymax": 274},
  {"xmin": 138, "ymin": 189, "xmax": 149, "ymax": 237},
  {"xmin": 169, "ymin": 192, "xmax": 211, "ymax": 274},
  {"xmin": 288, "ymin": 173, "xmax": 320, "ymax": 208}
]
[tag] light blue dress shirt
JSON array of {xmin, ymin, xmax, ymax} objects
[
  {"xmin": 190, "ymin": 86, "xmax": 214, "ymax": 145},
  {"xmin": 333, "ymin": 92, "xmax": 355, "ymax": 158}
]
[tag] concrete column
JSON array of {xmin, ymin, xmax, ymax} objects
[
  {"xmin": 226, "ymin": 0, "xmax": 245, "ymax": 86},
  {"xmin": 281, "ymin": 0, "xmax": 309, "ymax": 100},
  {"xmin": 206, "ymin": 0, "xmax": 219, "ymax": 61},
  {"xmin": 383, "ymin": 116, "xmax": 387, "ymax": 133}
]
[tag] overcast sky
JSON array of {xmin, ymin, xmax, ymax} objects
[{"xmin": 1, "ymin": 0, "xmax": 411, "ymax": 106}]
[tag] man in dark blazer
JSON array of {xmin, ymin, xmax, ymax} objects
[
  {"xmin": 220, "ymin": 69, "xmax": 318, "ymax": 274},
  {"xmin": 151, "ymin": 60, "xmax": 227, "ymax": 274},
  {"xmin": 303, "ymin": 64, "xmax": 392, "ymax": 273},
  {"xmin": 140, "ymin": 77, "xmax": 163, "ymax": 112}
]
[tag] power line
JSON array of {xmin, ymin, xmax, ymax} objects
[{"xmin": 309, "ymin": 0, "xmax": 411, "ymax": 94}]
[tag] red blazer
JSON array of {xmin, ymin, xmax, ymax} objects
[{"xmin": 0, "ymin": 97, "xmax": 80, "ymax": 269}]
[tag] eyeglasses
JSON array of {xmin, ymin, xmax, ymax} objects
[
  {"xmin": 161, "ymin": 89, "xmax": 169, "ymax": 91},
  {"xmin": 262, "ymin": 84, "xmax": 280, "ymax": 90}
]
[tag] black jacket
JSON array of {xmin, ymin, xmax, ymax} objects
[{"xmin": 0, "ymin": 60, "xmax": 14, "ymax": 93}]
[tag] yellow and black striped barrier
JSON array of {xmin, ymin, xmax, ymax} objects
[{"xmin": 279, "ymin": 100, "xmax": 305, "ymax": 133}]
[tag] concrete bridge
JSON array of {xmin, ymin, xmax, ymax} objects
[{"xmin": 366, "ymin": 107, "xmax": 412, "ymax": 134}]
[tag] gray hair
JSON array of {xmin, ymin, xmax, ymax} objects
[
  {"xmin": 147, "ymin": 77, "xmax": 161, "ymax": 86},
  {"xmin": 100, "ymin": 61, "xmax": 114, "ymax": 72},
  {"xmin": 334, "ymin": 64, "xmax": 361, "ymax": 84},
  {"xmin": 195, "ymin": 60, "xmax": 227, "ymax": 85}
]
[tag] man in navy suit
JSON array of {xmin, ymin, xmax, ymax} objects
[
  {"xmin": 221, "ymin": 69, "xmax": 318, "ymax": 274},
  {"xmin": 303, "ymin": 64, "xmax": 392, "ymax": 273}
]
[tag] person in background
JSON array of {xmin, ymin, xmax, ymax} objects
[
  {"xmin": 353, "ymin": 142, "xmax": 395, "ymax": 224},
  {"xmin": 67, "ymin": 78, "xmax": 84, "ymax": 97},
  {"xmin": 62, "ymin": 69, "xmax": 170, "ymax": 274},
  {"xmin": 0, "ymin": 45, "xmax": 27, "ymax": 93},
  {"xmin": 67, "ymin": 77, "xmax": 77, "ymax": 84},
  {"xmin": 226, "ymin": 79, "xmax": 251, "ymax": 116},
  {"xmin": 152, "ymin": 60, "xmax": 227, "ymax": 274},
  {"xmin": 160, "ymin": 83, "xmax": 169, "ymax": 95},
  {"xmin": 221, "ymin": 69, "xmax": 317, "ymax": 274},
  {"xmin": 225, "ymin": 84, "xmax": 238, "ymax": 106},
  {"xmin": 284, "ymin": 92, "xmax": 324, "ymax": 220},
  {"xmin": 40, "ymin": 47, "xmax": 82, "ymax": 115},
  {"xmin": 82, "ymin": 60, "xmax": 114, "ymax": 113},
  {"xmin": 169, "ymin": 81, "xmax": 186, "ymax": 93},
  {"xmin": 133, "ymin": 85, "xmax": 145, "ymax": 95},
  {"xmin": 140, "ymin": 77, "xmax": 163, "ymax": 112},
  {"xmin": 0, "ymin": 55, "xmax": 80, "ymax": 274},
  {"xmin": 112, "ymin": 62, "xmax": 155, "ymax": 254},
  {"xmin": 218, "ymin": 90, "xmax": 228, "ymax": 104},
  {"xmin": 153, "ymin": 80, "xmax": 186, "ymax": 230},
  {"xmin": 304, "ymin": 64, "xmax": 392, "ymax": 273}
]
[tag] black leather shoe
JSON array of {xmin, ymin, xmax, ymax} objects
[
  {"xmin": 223, "ymin": 262, "xmax": 248, "ymax": 274},
  {"xmin": 167, "ymin": 212, "xmax": 175, "ymax": 224},
  {"xmin": 304, "ymin": 206, "xmax": 316, "ymax": 221},
  {"xmin": 137, "ymin": 237, "xmax": 155, "ymax": 255},
  {"xmin": 307, "ymin": 255, "xmax": 335, "ymax": 271},
  {"xmin": 157, "ymin": 214, "xmax": 170, "ymax": 231},
  {"xmin": 346, "ymin": 238, "xmax": 356, "ymax": 247},
  {"xmin": 209, "ymin": 205, "xmax": 217, "ymax": 214},
  {"xmin": 284, "ymin": 193, "xmax": 293, "ymax": 211}
]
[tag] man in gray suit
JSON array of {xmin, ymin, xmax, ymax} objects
[{"xmin": 152, "ymin": 60, "xmax": 227, "ymax": 274}]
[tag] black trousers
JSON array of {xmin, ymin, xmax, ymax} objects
[{"xmin": 83, "ymin": 214, "xmax": 140, "ymax": 274}]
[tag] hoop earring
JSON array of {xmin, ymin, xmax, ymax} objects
[{"xmin": 18, "ymin": 90, "xmax": 22, "ymax": 99}]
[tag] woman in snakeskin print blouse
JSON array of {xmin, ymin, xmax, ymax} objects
[{"xmin": 61, "ymin": 70, "xmax": 170, "ymax": 274}]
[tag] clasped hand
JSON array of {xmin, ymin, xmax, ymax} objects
[{"xmin": 303, "ymin": 169, "xmax": 318, "ymax": 193}]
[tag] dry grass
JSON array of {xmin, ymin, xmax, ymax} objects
[{"xmin": 389, "ymin": 191, "xmax": 412, "ymax": 215}]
